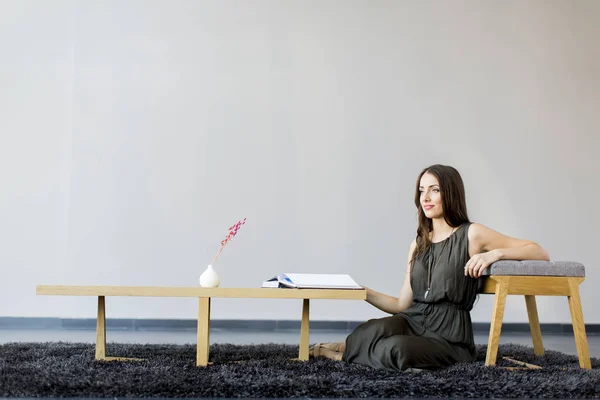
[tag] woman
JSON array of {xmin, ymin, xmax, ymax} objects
[{"xmin": 310, "ymin": 164, "xmax": 550, "ymax": 371}]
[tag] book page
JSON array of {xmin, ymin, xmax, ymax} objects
[{"xmin": 283, "ymin": 273, "xmax": 361, "ymax": 289}]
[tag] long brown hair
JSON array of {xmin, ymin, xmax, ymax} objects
[{"xmin": 409, "ymin": 164, "xmax": 471, "ymax": 267}]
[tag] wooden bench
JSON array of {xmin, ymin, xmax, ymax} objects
[
  {"xmin": 35, "ymin": 286, "xmax": 366, "ymax": 366},
  {"xmin": 480, "ymin": 260, "xmax": 591, "ymax": 369}
]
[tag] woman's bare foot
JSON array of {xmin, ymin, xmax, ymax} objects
[
  {"xmin": 310, "ymin": 342, "xmax": 345, "ymax": 353},
  {"xmin": 309, "ymin": 344, "xmax": 343, "ymax": 361},
  {"xmin": 323, "ymin": 342, "xmax": 345, "ymax": 352}
]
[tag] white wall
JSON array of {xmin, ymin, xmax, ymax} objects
[{"xmin": 1, "ymin": 0, "xmax": 598, "ymax": 324}]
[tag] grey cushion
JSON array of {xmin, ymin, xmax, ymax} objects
[{"xmin": 481, "ymin": 260, "xmax": 585, "ymax": 277}]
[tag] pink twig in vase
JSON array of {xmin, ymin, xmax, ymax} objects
[{"xmin": 212, "ymin": 218, "xmax": 247, "ymax": 265}]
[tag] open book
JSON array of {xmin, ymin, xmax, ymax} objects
[{"xmin": 261, "ymin": 273, "xmax": 362, "ymax": 289}]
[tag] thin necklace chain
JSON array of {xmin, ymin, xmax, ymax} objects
[{"xmin": 425, "ymin": 226, "xmax": 457, "ymax": 299}]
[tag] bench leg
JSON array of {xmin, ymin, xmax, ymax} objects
[
  {"xmin": 298, "ymin": 299, "xmax": 310, "ymax": 361},
  {"xmin": 196, "ymin": 297, "xmax": 211, "ymax": 367},
  {"xmin": 95, "ymin": 296, "xmax": 106, "ymax": 360},
  {"xmin": 524, "ymin": 295, "xmax": 544, "ymax": 356},
  {"xmin": 93, "ymin": 296, "xmax": 143, "ymax": 362},
  {"xmin": 486, "ymin": 278, "xmax": 509, "ymax": 367},
  {"xmin": 567, "ymin": 278, "xmax": 591, "ymax": 370}
]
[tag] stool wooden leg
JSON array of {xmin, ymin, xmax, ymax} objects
[
  {"xmin": 486, "ymin": 278, "xmax": 509, "ymax": 367},
  {"xmin": 524, "ymin": 295, "xmax": 544, "ymax": 356},
  {"xmin": 95, "ymin": 296, "xmax": 106, "ymax": 360},
  {"xmin": 196, "ymin": 297, "xmax": 211, "ymax": 367},
  {"xmin": 298, "ymin": 299, "xmax": 310, "ymax": 361},
  {"xmin": 567, "ymin": 278, "xmax": 591, "ymax": 370}
]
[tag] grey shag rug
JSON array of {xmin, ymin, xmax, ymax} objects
[{"xmin": 0, "ymin": 342, "xmax": 599, "ymax": 398}]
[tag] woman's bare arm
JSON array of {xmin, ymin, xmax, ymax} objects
[
  {"xmin": 363, "ymin": 239, "xmax": 416, "ymax": 314},
  {"xmin": 465, "ymin": 223, "xmax": 550, "ymax": 278}
]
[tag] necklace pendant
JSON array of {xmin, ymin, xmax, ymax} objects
[{"xmin": 424, "ymin": 289, "xmax": 429, "ymax": 299}]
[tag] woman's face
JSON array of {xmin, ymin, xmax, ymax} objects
[{"xmin": 419, "ymin": 173, "xmax": 443, "ymax": 218}]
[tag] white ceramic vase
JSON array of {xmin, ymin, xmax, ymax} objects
[{"xmin": 199, "ymin": 264, "xmax": 220, "ymax": 287}]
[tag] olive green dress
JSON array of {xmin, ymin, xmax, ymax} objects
[{"xmin": 342, "ymin": 222, "xmax": 479, "ymax": 371}]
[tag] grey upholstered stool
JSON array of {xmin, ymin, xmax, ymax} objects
[{"xmin": 480, "ymin": 260, "xmax": 590, "ymax": 369}]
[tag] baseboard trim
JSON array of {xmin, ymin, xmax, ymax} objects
[{"xmin": 1, "ymin": 317, "xmax": 598, "ymax": 335}]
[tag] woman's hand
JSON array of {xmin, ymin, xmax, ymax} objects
[{"xmin": 464, "ymin": 250, "xmax": 501, "ymax": 278}]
